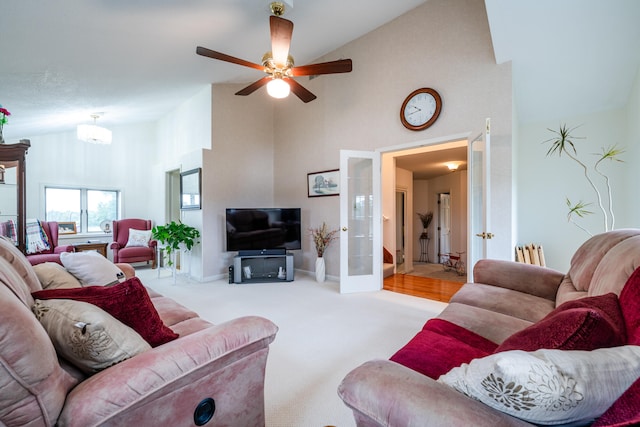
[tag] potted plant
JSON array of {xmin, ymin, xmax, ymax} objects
[
  {"xmin": 309, "ymin": 222, "xmax": 338, "ymax": 283},
  {"xmin": 544, "ymin": 124, "xmax": 624, "ymax": 236},
  {"xmin": 152, "ymin": 221, "xmax": 200, "ymax": 266},
  {"xmin": 417, "ymin": 211, "xmax": 433, "ymax": 239}
]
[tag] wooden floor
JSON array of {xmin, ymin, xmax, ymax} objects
[{"xmin": 383, "ymin": 273, "xmax": 465, "ymax": 303}]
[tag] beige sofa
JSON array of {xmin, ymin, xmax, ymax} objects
[
  {"xmin": 339, "ymin": 229, "xmax": 640, "ymax": 426},
  {"xmin": 0, "ymin": 236, "xmax": 278, "ymax": 426}
]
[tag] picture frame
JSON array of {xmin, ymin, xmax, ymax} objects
[
  {"xmin": 58, "ymin": 221, "xmax": 77, "ymax": 235},
  {"xmin": 307, "ymin": 169, "xmax": 340, "ymax": 197},
  {"xmin": 180, "ymin": 167, "xmax": 202, "ymax": 210}
]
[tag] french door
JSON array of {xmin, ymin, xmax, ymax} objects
[
  {"xmin": 339, "ymin": 150, "xmax": 382, "ymax": 293},
  {"xmin": 467, "ymin": 118, "xmax": 492, "ymax": 281}
]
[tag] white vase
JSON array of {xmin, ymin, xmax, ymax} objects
[{"xmin": 315, "ymin": 257, "xmax": 326, "ymax": 283}]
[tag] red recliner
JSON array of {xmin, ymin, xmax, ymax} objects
[
  {"xmin": 110, "ymin": 219, "xmax": 157, "ymax": 268},
  {"xmin": 26, "ymin": 221, "xmax": 74, "ymax": 266}
]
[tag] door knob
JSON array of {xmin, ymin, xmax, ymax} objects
[
  {"xmin": 475, "ymin": 232, "xmax": 495, "ymax": 239},
  {"xmin": 342, "ymin": 227, "xmax": 348, "ymax": 231}
]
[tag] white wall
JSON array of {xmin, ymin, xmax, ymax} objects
[
  {"xmin": 518, "ymin": 106, "xmax": 632, "ymax": 271},
  {"xmin": 625, "ymin": 67, "xmax": 640, "ymax": 230},
  {"xmin": 25, "ymin": 122, "xmax": 157, "ymax": 222},
  {"xmin": 154, "ymin": 85, "xmax": 212, "ymax": 280}
]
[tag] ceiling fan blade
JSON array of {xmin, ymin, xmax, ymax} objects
[
  {"xmin": 291, "ymin": 59, "xmax": 353, "ymax": 77},
  {"xmin": 235, "ymin": 77, "xmax": 272, "ymax": 96},
  {"xmin": 288, "ymin": 79, "xmax": 317, "ymax": 103},
  {"xmin": 270, "ymin": 16, "xmax": 294, "ymax": 67},
  {"xmin": 196, "ymin": 46, "xmax": 264, "ymax": 72}
]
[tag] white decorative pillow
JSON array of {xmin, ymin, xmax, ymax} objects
[
  {"xmin": 125, "ymin": 229, "xmax": 152, "ymax": 248},
  {"xmin": 32, "ymin": 299, "xmax": 151, "ymax": 373},
  {"xmin": 438, "ymin": 346, "xmax": 640, "ymax": 425},
  {"xmin": 33, "ymin": 262, "xmax": 82, "ymax": 289},
  {"xmin": 60, "ymin": 251, "xmax": 125, "ymax": 286}
]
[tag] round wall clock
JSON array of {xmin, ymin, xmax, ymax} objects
[{"xmin": 400, "ymin": 88, "xmax": 442, "ymax": 131}]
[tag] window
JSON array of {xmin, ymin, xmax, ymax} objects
[{"xmin": 45, "ymin": 187, "xmax": 120, "ymax": 234}]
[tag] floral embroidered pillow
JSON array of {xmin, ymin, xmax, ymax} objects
[
  {"xmin": 125, "ymin": 229, "xmax": 152, "ymax": 248},
  {"xmin": 32, "ymin": 299, "xmax": 150, "ymax": 373},
  {"xmin": 438, "ymin": 346, "xmax": 640, "ymax": 425}
]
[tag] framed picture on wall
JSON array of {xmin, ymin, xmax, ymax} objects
[
  {"xmin": 58, "ymin": 221, "xmax": 77, "ymax": 235},
  {"xmin": 180, "ymin": 168, "xmax": 202, "ymax": 210},
  {"xmin": 307, "ymin": 169, "xmax": 340, "ymax": 197}
]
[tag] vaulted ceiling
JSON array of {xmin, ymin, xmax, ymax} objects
[{"xmin": 1, "ymin": 0, "xmax": 638, "ymax": 144}]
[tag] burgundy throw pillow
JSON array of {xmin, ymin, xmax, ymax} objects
[
  {"xmin": 592, "ymin": 376, "xmax": 640, "ymax": 427},
  {"xmin": 390, "ymin": 318, "xmax": 498, "ymax": 379},
  {"xmin": 619, "ymin": 266, "xmax": 640, "ymax": 345},
  {"xmin": 496, "ymin": 293, "xmax": 626, "ymax": 353},
  {"xmin": 32, "ymin": 277, "xmax": 178, "ymax": 347}
]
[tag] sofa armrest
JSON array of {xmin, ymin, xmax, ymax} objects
[
  {"xmin": 54, "ymin": 245, "xmax": 74, "ymax": 254},
  {"xmin": 59, "ymin": 316, "xmax": 278, "ymax": 427},
  {"xmin": 110, "ymin": 241, "xmax": 122, "ymax": 250},
  {"xmin": 473, "ymin": 259, "xmax": 564, "ymax": 301},
  {"xmin": 338, "ymin": 360, "xmax": 532, "ymax": 427}
]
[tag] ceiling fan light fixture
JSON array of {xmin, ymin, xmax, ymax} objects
[
  {"xmin": 269, "ymin": 1, "xmax": 286, "ymax": 16},
  {"xmin": 267, "ymin": 78, "xmax": 290, "ymax": 99}
]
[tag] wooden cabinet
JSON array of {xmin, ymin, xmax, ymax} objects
[{"xmin": 0, "ymin": 141, "xmax": 30, "ymax": 252}]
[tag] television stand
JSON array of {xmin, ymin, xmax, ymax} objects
[{"xmin": 233, "ymin": 252, "xmax": 294, "ymax": 284}]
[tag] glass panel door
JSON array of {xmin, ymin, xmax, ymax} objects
[
  {"xmin": 340, "ymin": 150, "xmax": 381, "ymax": 293},
  {"xmin": 468, "ymin": 118, "xmax": 491, "ymax": 281}
]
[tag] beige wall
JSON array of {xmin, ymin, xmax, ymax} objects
[
  {"xmin": 205, "ymin": 84, "xmax": 275, "ymax": 279},
  {"xmin": 271, "ymin": 0, "xmax": 512, "ymax": 276}
]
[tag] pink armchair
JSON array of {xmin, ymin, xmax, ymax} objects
[
  {"xmin": 26, "ymin": 221, "xmax": 74, "ymax": 265},
  {"xmin": 111, "ymin": 218, "xmax": 157, "ymax": 268}
]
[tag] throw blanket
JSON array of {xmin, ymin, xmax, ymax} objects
[
  {"xmin": 26, "ymin": 219, "xmax": 51, "ymax": 254},
  {"xmin": 0, "ymin": 220, "xmax": 18, "ymax": 245}
]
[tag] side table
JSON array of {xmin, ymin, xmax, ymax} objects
[
  {"xmin": 419, "ymin": 236, "xmax": 430, "ymax": 263},
  {"xmin": 73, "ymin": 241, "xmax": 108, "ymax": 258}
]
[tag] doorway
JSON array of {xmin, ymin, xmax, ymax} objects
[
  {"xmin": 437, "ymin": 192, "xmax": 451, "ymax": 263},
  {"xmin": 162, "ymin": 169, "xmax": 181, "ymax": 268},
  {"xmin": 166, "ymin": 169, "xmax": 181, "ymax": 223},
  {"xmin": 385, "ymin": 139, "xmax": 468, "ymax": 273},
  {"xmin": 396, "ymin": 190, "xmax": 407, "ymax": 272}
]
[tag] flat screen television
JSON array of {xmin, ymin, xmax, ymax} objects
[{"xmin": 226, "ymin": 208, "xmax": 302, "ymax": 253}]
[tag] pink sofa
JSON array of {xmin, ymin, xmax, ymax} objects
[
  {"xmin": 339, "ymin": 229, "xmax": 640, "ymax": 426},
  {"xmin": 26, "ymin": 221, "xmax": 74, "ymax": 265},
  {"xmin": 0, "ymin": 236, "xmax": 278, "ymax": 426}
]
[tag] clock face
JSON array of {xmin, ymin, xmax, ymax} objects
[{"xmin": 400, "ymin": 88, "xmax": 442, "ymax": 131}]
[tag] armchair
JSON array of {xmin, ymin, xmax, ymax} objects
[
  {"xmin": 111, "ymin": 218, "xmax": 157, "ymax": 268},
  {"xmin": 26, "ymin": 221, "xmax": 74, "ymax": 266}
]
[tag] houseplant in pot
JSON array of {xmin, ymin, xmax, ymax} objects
[
  {"xmin": 151, "ymin": 221, "xmax": 200, "ymax": 269},
  {"xmin": 309, "ymin": 222, "xmax": 338, "ymax": 283}
]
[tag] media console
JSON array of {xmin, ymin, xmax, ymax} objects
[{"xmin": 233, "ymin": 250, "xmax": 294, "ymax": 284}]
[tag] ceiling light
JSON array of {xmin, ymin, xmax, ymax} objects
[
  {"xmin": 446, "ymin": 163, "xmax": 459, "ymax": 171},
  {"xmin": 77, "ymin": 114, "xmax": 112, "ymax": 144},
  {"xmin": 266, "ymin": 78, "xmax": 290, "ymax": 99}
]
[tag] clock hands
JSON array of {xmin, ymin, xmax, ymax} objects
[{"xmin": 407, "ymin": 105, "xmax": 422, "ymax": 115}]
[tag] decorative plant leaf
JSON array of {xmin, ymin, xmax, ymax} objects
[
  {"xmin": 151, "ymin": 221, "xmax": 200, "ymax": 265},
  {"xmin": 544, "ymin": 124, "xmax": 624, "ymax": 235},
  {"xmin": 566, "ymin": 198, "xmax": 593, "ymax": 219},
  {"xmin": 543, "ymin": 123, "xmax": 584, "ymax": 157}
]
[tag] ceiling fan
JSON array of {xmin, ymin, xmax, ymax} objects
[{"xmin": 196, "ymin": 1, "xmax": 352, "ymax": 103}]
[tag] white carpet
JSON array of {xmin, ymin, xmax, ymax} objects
[{"xmin": 135, "ymin": 267, "xmax": 447, "ymax": 427}]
